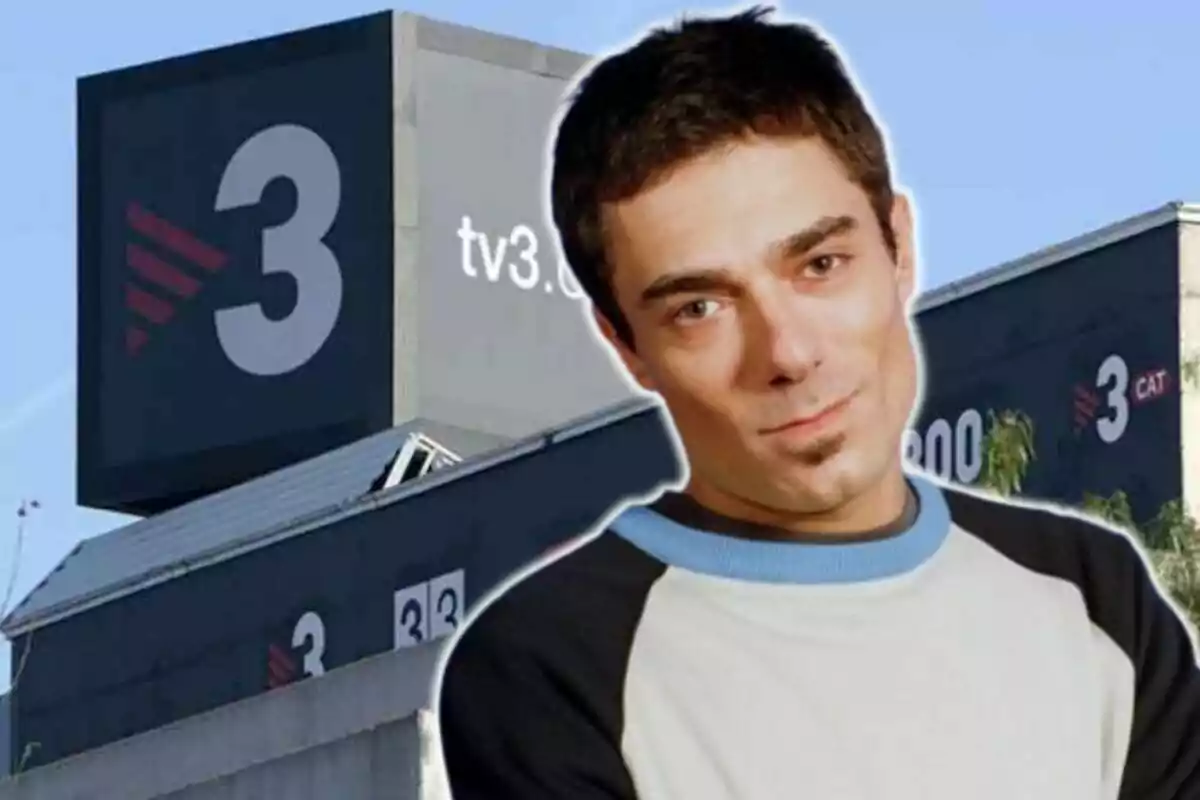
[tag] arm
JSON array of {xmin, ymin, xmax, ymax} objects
[
  {"xmin": 1116, "ymin": 540, "xmax": 1200, "ymax": 799},
  {"xmin": 434, "ymin": 616, "xmax": 640, "ymax": 800}
]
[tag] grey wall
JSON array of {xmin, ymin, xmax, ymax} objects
[
  {"xmin": 0, "ymin": 644, "xmax": 438, "ymax": 800},
  {"xmin": 159, "ymin": 721, "xmax": 420, "ymax": 800},
  {"xmin": 410, "ymin": 43, "xmax": 636, "ymax": 439},
  {"xmin": 1178, "ymin": 221, "xmax": 1200, "ymax": 519}
]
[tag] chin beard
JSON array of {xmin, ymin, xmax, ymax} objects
[{"xmin": 794, "ymin": 432, "xmax": 847, "ymax": 467}]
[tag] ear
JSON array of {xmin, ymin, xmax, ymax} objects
[
  {"xmin": 889, "ymin": 193, "xmax": 917, "ymax": 304},
  {"xmin": 593, "ymin": 307, "xmax": 656, "ymax": 393}
]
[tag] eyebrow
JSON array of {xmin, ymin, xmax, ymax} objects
[{"xmin": 637, "ymin": 214, "xmax": 859, "ymax": 307}]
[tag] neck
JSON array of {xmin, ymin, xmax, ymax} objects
[{"xmin": 683, "ymin": 462, "xmax": 912, "ymax": 539}]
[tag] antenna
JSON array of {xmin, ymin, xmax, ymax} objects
[{"xmin": 381, "ymin": 433, "xmax": 463, "ymax": 490}]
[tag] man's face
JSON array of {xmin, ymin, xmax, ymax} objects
[{"xmin": 598, "ymin": 135, "xmax": 918, "ymax": 519}]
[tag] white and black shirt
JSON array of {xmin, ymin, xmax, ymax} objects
[{"xmin": 434, "ymin": 474, "xmax": 1200, "ymax": 799}]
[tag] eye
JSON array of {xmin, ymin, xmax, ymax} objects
[
  {"xmin": 804, "ymin": 254, "xmax": 848, "ymax": 278},
  {"xmin": 672, "ymin": 298, "xmax": 720, "ymax": 323}
]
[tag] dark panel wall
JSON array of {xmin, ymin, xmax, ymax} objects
[
  {"xmin": 11, "ymin": 407, "xmax": 680, "ymax": 770},
  {"xmin": 77, "ymin": 13, "xmax": 395, "ymax": 515},
  {"xmin": 911, "ymin": 224, "xmax": 1181, "ymax": 522}
]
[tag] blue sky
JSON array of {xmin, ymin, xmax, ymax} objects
[{"xmin": 1, "ymin": 0, "xmax": 1198, "ymax": 688}]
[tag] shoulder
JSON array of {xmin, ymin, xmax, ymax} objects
[
  {"xmin": 433, "ymin": 530, "xmax": 658, "ymax": 798},
  {"xmin": 439, "ymin": 526, "xmax": 668, "ymax": 689},
  {"xmin": 940, "ymin": 482, "xmax": 1145, "ymax": 581},
  {"xmin": 937, "ymin": 482, "xmax": 1169, "ymax": 659},
  {"xmin": 465, "ymin": 527, "xmax": 667, "ymax": 639}
]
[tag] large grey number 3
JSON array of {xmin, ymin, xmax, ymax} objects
[
  {"xmin": 1095, "ymin": 353, "xmax": 1129, "ymax": 445},
  {"xmin": 214, "ymin": 124, "xmax": 343, "ymax": 376}
]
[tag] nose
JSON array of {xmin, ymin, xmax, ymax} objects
[{"xmin": 750, "ymin": 290, "xmax": 821, "ymax": 386}]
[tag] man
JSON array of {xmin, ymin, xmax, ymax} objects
[{"xmin": 433, "ymin": 7, "xmax": 1200, "ymax": 799}]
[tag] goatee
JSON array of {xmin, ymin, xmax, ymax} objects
[{"xmin": 796, "ymin": 432, "xmax": 846, "ymax": 467}]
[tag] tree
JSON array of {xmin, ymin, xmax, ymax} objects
[
  {"xmin": 977, "ymin": 410, "xmax": 1036, "ymax": 498},
  {"xmin": 977, "ymin": 411, "xmax": 1200, "ymax": 633}
]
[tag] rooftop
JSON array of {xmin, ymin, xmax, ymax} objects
[
  {"xmin": 915, "ymin": 201, "xmax": 1200, "ymax": 312},
  {"xmin": 0, "ymin": 399, "xmax": 659, "ymax": 637},
  {"xmin": 0, "ymin": 417, "xmax": 510, "ymax": 636}
]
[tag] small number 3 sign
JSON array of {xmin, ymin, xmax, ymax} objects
[{"xmin": 393, "ymin": 569, "xmax": 465, "ymax": 650}]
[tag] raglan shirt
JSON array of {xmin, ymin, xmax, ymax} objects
[{"xmin": 435, "ymin": 475, "xmax": 1200, "ymax": 800}]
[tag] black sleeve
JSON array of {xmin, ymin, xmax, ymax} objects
[
  {"xmin": 1118, "ymin": 539, "xmax": 1200, "ymax": 799},
  {"xmin": 435, "ymin": 615, "xmax": 640, "ymax": 800},
  {"xmin": 941, "ymin": 487, "xmax": 1200, "ymax": 797}
]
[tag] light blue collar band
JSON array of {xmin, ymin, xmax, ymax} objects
[{"xmin": 608, "ymin": 474, "xmax": 950, "ymax": 585}]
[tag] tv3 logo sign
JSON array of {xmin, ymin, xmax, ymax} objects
[
  {"xmin": 1073, "ymin": 353, "xmax": 1171, "ymax": 442},
  {"xmin": 267, "ymin": 570, "xmax": 465, "ymax": 688},
  {"xmin": 123, "ymin": 124, "xmax": 343, "ymax": 377},
  {"xmin": 272, "ymin": 609, "xmax": 330, "ymax": 687}
]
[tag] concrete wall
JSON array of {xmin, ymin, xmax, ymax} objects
[
  {"xmin": 1178, "ymin": 220, "xmax": 1200, "ymax": 521},
  {"xmin": 0, "ymin": 642, "xmax": 442, "ymax": 800},
  {"xmin": 160, "ymin": 720, "xmax": 419, "ymax": 800}
]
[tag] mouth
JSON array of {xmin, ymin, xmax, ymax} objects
[{"xmin": 760, "ymin": 391, "xmax": 858, "ymax": 436}]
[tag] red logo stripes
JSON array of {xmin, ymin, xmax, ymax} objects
[{"xmin": 123, "ymin": 202, "xmax": 229, "ymax": 357}]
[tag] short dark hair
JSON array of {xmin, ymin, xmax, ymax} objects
[{"xmin": 549, "ymin": 5, "xmax": 896, "ymax": 347}]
